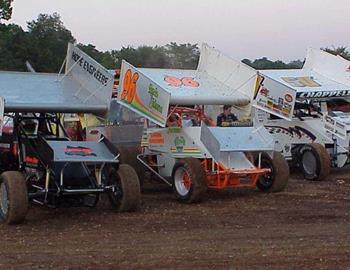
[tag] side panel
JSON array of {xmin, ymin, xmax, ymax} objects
[
  {"xmin": 65, "ymin": 43, "xmax": 114, "ymax": 109},
  {"xmin": 253, "ymin": 74, "xmax": 296, "ymax": 120},
  {"xmin": 265, "ymin": 117, "xmax": 334, "ymax": 158},
  {"xmin": 117, "ymin": 61, "xmax": 170, "ymax": 127}
]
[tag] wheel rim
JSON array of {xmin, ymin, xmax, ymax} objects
[
  {"xmin": 302, "ymin": 151, "xmax": 317, "ymax": 175},
  {"xmin": 110, "ymin": 171, "xmax": 123, "ymax": 203},
  {"xmin": 0, "ymin": 182, "xmax": 9, "ymax": 215},
  {"xmin": 103, "ymin": 168, "xmax": 123, "ymax": 206},
  {"xmin": 174, "ymin": 167, "xmax": 191, "ymax": 196},
  {"xmin": 259, "ymin": 159, "xmax": 274, "ymax": 187}
]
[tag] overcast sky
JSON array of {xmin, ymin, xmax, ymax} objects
[{"xmin": 8, "ymin": 0, "xmax": 350, "ymax": 62}]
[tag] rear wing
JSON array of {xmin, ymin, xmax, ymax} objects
[
  {"xmin": 255, "ymin": 49, "xmax": 350, "ymax": 118},
  {"xmin": 117, "ymin": 43, "xmax": 298, "ymax": 125},
  {"xmin": 199, "ymin": 43, "xmax": 296, "ymax": 121},
  {"xmin": 0, "ymin": 43, "xmax": 114, "ymax": 115}
]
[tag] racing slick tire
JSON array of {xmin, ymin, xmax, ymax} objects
[
  {"xmin": 300, "ymin": 143, "xmax": 331, "ymax": 181},
  {"xmin": 0, "ymin": 171, "xmax": 28, "ymax": 225},
  {"xmin": 106, "ymin": 164, "xmax": 141, "ymax": 212},
  {"xmin": 172, "ymin": 158, "xmax": 208, "ymax": 203},
  {"xmin": 255, "ymin": 151, "xmax": 289, "ymax": 192}
]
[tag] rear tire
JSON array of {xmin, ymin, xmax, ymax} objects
[
  {"xmin": 300, "ymin": 143, "xmax": 331, "ymax": 181},
  {"xmin": 172, "ymin": 158, "xmax": 207, "ymax": 203},
  {"xmin": 106, "ymin": 164, "xmax": 141, "ymax": 212},
  {"xmin": 117, "ymin": 146, "xmax": 145, "ymax": 188},
  {"xmin": 0, "ymin": 171, "xmax": 28, "ymax": 225},
  {"xmin": 255, "ymin": 152, "xmax": 289, "ymax": 192}
]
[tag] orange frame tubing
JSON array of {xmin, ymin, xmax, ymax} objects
[{"xmin": 201, "ymin": 158, "xmax": 270, "ymax": 189}]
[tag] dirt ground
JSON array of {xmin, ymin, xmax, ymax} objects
[{"xmin": 0, "ymin": 169, "xmax": 349, "ymax": 270}]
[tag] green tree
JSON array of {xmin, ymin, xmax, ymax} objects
[
  {"xmin": 111, "ymin": 45, "xmax": 169, "ymax": 68},
  {"xmin": 322, "ymin": 46, "xmax": 350, "ymax": 61},
  {"xmin": 26, "ymin": 13, "xmax": 76, "ymax": 72},
  {"xmin": 0, "ymin": 0, "xmax": 13, "ymax": 21},
  {"xmin": 242, "ymin": 57, "xmax": 303, "ymax": 70},
  {"xmin": 165, "ymin": 42, "xmax": 199, "ymax": 69},
  {"xmin": 78, "ymin": 43, "xmax": 115, "ymax": 69},
  {"xmin": 0, "ymin": 23, "xmax": 29, "ymax": 71},
  {"xmin": 111, "ymin": 46, "xmax": 139, "ymax": 68}
]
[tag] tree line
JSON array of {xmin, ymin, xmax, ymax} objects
[{"xmin": 0, "ymin": 11, "xmax": 349, "ymax": 73}]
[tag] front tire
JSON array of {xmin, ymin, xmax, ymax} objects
[
  {"xmin": 300, "ymin": 143, "xmax": 331, "ymax": 181},
  {"xmin": 105, "ymin": 164, "xmax": 141, "ymax": 212},
  {"xmin": 255, "ymin": 152, "xmax": 289, "ymax": 192},
  {"xmin": 0, "ymin": 171, "xmax": 28, "ymax": 225},
  {"xmin": 172, "ymin": 158, "xmax": 207, "ymax": 203}
]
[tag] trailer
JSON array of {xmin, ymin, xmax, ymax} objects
[
  {"xmin": 254, "ymin": 48, "xmax": 350, "ymax": 180},
  {"xmin": 0, "ymin": 44, "xmax": 140, "ymax": 224},
  {"xmin": 116, "ymin": 44, "xmax": 290, "ymax": 203}
]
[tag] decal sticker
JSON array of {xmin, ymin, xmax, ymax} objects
[
  {"xmin": 265, "ymin": 125, "xmax": 316, "ymax": 141},
  {"xmin": 121, "ymin": 69, "xmax": 139, "ymax": 103},
  {"xmin": 64, "ymin": 146, "xmax": 97, "ymax": 156},
  {"xmin": 174, "ymin": 136, "xmax": 186, "ymax": 152},
  {"xmin": 170, "ymin": 147, "xmax": 202, "ymax": 156},
  {"xmin": 285, "ymin": 94, "xmax": 293, "ymax": 103},
  {"xmin": 282, "ymin": 77, "xmax": 321, "ymax": 87},
  {"xmin": 297, "ymin": 90, "xmax": 350, "ymax": 99},
  {"xmin": 149, "ymin": 132, "xmax": 165, "ymax": 145},
  {"xmin": 164, "ymin": 75, "xmax": 200, "ymax": 88}
]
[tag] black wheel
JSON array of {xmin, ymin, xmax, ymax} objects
[
  {"xmin": 255, "ymin": 151, "xmax": 289, "ymax": 192},
  {"xmin": 300, "ymin": 143, "xmax": 331, "ymax": 181},
  {"xmin": 0, "ymin": 171, "xmax": 28, "ymax": 225},
  {"xmin": 117, "ymin": 146, "xmax": 145, "ymax": 189},
  {"xmin": 172, "ymin": 158, "xmax": 207, "ymax": 203},
  {"xmin": 105, "ymin": 164, "xmax": 141, "ymax": 212}
]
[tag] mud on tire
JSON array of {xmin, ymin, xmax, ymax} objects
[
  {"xmin": 106, "ymin": 164, "xmax": 141, "ymax": 212},
  {"xmin": 0, "ymin": 171, "xmax": 28, "ymax": 225},
  {"xmin": 172, "ymin": 158, "xmax": 208, "ymax": 203},
  {"xmin": 300, "ymin": 143, "xmax": 331, "ymax": 181},
  {"xmin": 255, "ymin": 151, "xmax": 289, "ymax": 192}
]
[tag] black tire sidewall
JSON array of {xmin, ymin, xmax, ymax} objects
[
  {"xmin": 105, "ymin": 167, "xmax": 123, "ymax": 209},
  {"xmin": 0, "ymin": 178, "xmax": 9, "ymax": 222},
  {"xmin": 256, "ymin": 154, "xmax": 275, "ymax": 191},
  {"xmin": 300, "ymin": 146, "xmax": 321, "ymax": 180}
]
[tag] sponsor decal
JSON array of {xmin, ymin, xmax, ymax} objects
[
  {"xmin": 120, "ymin": 68, "xmax": 166, "ymax": 125},
  {"xmin": 64, "ymin": 146, "xmax": 96, "ymax": 157},
  {"xmin": 174, "ymin": 136, "xmax": 186, "ymax": 152},
  {"xmin": 170, "ymin": 147, "xmax": 202, "ymax": 156},
  {"xmin": 266, "ymin": 125, "xmax": 316, "ymax": 141},
  {"xmin": 149, "ymin": 132, "xmax": 165, "ymax": 145},
  {"xmin": 285, "ymin": 94, "xmax": 293, "ymax": 103},
  {"xmin": 254, "ymin": 74, "xmax": 294, "ymax": 119},
  {"xmin": 148, "ymin": 84, "xmax": 163, "ymax": 113},
  {"xmin": 71, "ymin": 50, "xmax": 110, "ymax": 86},
  {"xmin": 121, "ymin": 69, "xmax": 139, "ymax": 103},
  {"xmin": 297, "ymin": 90, "xmax": 350, "ymax": 99},
  {"xmin": 282, "ymin": 76, "xmax": 321, "ymax": 87},
  {"xmin": 164, "ymin": 75, "xmax": 200, "ymax": 88},
  {"xmin": 168, "ymin": 127, "xmax": 182, "ymax": 133}
]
